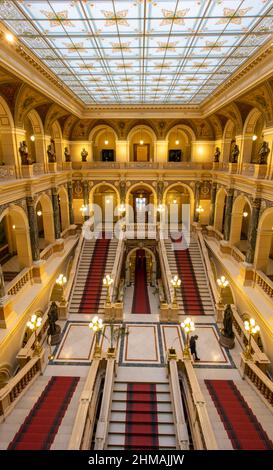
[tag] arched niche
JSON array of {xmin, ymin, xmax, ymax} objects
[
  {"xmin": 0, "ymin": 95, "xmax": 17, "ymax": 166},
  {"xmin": 214, "ymin": 188, "xmax": 227, "ymax": 233},
  {"xmin": 222, "ymin": 120, "xmax": 236, "ymax": 163},
  {"xmin": 254, "ymin": 208, "xmax": 273, "ymax": 276},
  {"xmin": 58, "ymin": 186, "xmax": 70, "ymax": 232},
  {"xmin": 90, "ymin": 126, "xmax": 117, "ymax": 162},
  {"xmin": 35, "ymin": 194, "xmax": 55, "ymax": 249},
  {"xmin": 90, "ymin": 182, "xmax": 120, "ymax": 224},
  {"xmin": 25, "ymin": 109, "xmax": 45, "ymax": 165},
  {"xmin": 127, "ymin": 126, "xmax": 156, "ymax": 162},
  {"xmin": 162, "ymin": 182, "xmax": 194, "ymax": 225},
  {"xmin": 229, "ymin": 195, "xmax": 252, "ymax": 252},
  {"xmin": 51, "ymin": 120, "xmax": 63, "ymax": 163},
  {"xmin": 166, "ymin": 125, "xmax": 195, "ymax": 162},
  {"xmin": 125, "ymin": 246, "xmax": 156, "ymax": 286},
  {"xmin": 126, "ymin": 182, "xmax": 157, "ymax": 224},
  {"xmin": 0, "ymin": 205, "xmax": 32, "ymax": 278}
]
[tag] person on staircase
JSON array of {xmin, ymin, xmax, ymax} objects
[{"xmin": 190, "ymin": 335, "xmax": 200, "ymax": 361}]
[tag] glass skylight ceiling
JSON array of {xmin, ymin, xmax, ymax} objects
[{"xmin": 1, "ymin": 0, "xmax": 273, "ymax": 105}]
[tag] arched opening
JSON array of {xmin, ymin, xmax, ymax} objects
[
  {"xmin": 90, "ymin": 183, "xmax": 119, "ymax": 226},
  {"xmin": 222, "ymin": 121, "xmax": 236, "ymax": 163},
  {"xmin": 214, "ymin": 188, "xmax": 227, "ymax": 234},
  {"xmin": 254, "ymin": 208, "xmax": 273, "ymax": 279},
  {"xmin": 91, "ymin": 126, "xmax": 117, "ymax": 162},
  {"xmin": 35, "ymin": 194, "xmax": 55, "ymax": 251},
  {"xmin": 0, "ymin": 206, "xmax": 32, "ymax": 283},
  {"xmin": 251, "ymin": 115, "xmax": 265, "ymax": 163},
  {"xmin": 0, "ymin": 96, "xmax": 17, "ymax": 168},
  {"xmin": 167, "ymin": 126, "xmax": 193, "ymax": 162},
  {"xmin": 229, "ymin": 196, "xmax": 251, "ymax": 254},
  {"xmin": 58, "ymin": 187, "xmax": 70, "ymax": 232},
  {"xmin": 126, "ymin": 247, "xmax": 156, "ymax": 286},
  {"xmin": 23, "ymin": 115, "xmax": 36, "ymax": 163},
  {"xmin": 126, "ymin": 183, "xmax": 156, "ymax": 224},
  {"xmin": 26, "ymin": 109, "xmax": 45, "ymax": 166},
  {"xmin": 162, "ymin": 183, "xmax": 193, "ymax": 226},
  {"xmin": 51, "ymin": 121, "xmax": 63, "ymax": 163},
  {"xmin": 128, "ymin": 126, "xmax": 155, "ymax": 162}
]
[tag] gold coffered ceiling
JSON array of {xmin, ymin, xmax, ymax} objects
[{"xmin": 0, "ymin": 0, "xmax": 273, "ymax": 105}]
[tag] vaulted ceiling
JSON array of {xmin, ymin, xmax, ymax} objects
[{"xmin": 1, "ymin": 0, "xmax": 273, "ymax": 105}]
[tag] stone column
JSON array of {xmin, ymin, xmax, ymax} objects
[
  {"xmin": 209, "ymin": 182, "xmax": 217, "ymax": 226},
  {"xmin": 83, "ymin": 180, "xmax": 89, "ymax": 221},
  {"xmin": 26, "ymin": 196, "xmax": 40, "ymax": 262},
  {"xmin": 246, "ymin": 198, "xmax": 261, "ymax": 264},
  {"xmin": 67, "ymin": 181, "xmax": 74, "ymax": 225},
  {"xmin": 223, "ymin": 188, "xmax": 234, "ymax": 241},
  {"xmin": 0, "ymin": 265, "xmax": 6, "ymax": 299},
  {"xmin": 193, "ymin": 181, "xmax": 201, "ymax": 222},
  {"xmin": 52, "ymin": 187, "xmax": 61, "ymax": 239}
]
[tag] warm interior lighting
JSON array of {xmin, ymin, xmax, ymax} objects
[
  {"xmin": 175, "ymin": 139, "xmax": 180, "ymax": 145},
  {"xmin": 30, "ymin": 135, "xmax": 35, "ymax": 142},
  {"xmin": 139, "ymin": 139, "xmax": 144, "ymax": 145},
  {"xmin": 12, "ymin": 224, "xmax": 16, "ymax": 229},
  {"xmin": 173, "ymin": 199, "xmax": 177, "ymax": 204},
  {"xmin": 106, "ymin": 198, "xmax": 110, "ymax": 204},
  {"xmin": 252, "ymin": 135, "xmax": 257, "ymax": 141},
  {"xmin": 196, "ymin": 205, "xmax": 204, "ymax": 214},
  {"xmin": 243, "ymin": 211, "xmax": 248, "ymax": 218},
  {"xmin": 217, "ymin": 275, "xmax": 229, "ymax": 288},
  {"xmin": 104, "ymin": 139, "xmax": 109, "ymax": 145},
  {"xmin": 37, "ymin": 210, "xmax": 42, "ymax": 217},
  {"xmin": 5, "ymin": 32, "xmax": 14, "ymax": 43}
]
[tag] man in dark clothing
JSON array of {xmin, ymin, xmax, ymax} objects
[{"xmin": 189, "ymin": 335, "xmax": 200, "ymax": 361}]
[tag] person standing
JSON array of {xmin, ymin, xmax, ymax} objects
[{"xmin": 189, "ymin": 335, "xmax": 200, "ymax": 361}]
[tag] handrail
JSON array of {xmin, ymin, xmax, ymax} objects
[
  {"xmin": 196, "ymin": 230, "xmax": 219, "ymax": 304},
  {"xmin": 0, "ymin": 352, "xmax": 44, "ymax": 421},
  {"xmin": 255, "ymin": 270, "xmax": 273, "ymax": 298},
  {"xmin": 64, "ymin": 232, "xmax": 84, "ymax": 302},
  {"xmin": 94, "ymin": 357, "xmax": 116, "ymax": 449},
  {"xmin": 110, "ymin": 231, "xmax": 125, "ymax": 302},
  {"xmin": 167, "ymin": 356, "xmax": 189, "ymax": 449},
  {"xmin": 240, "ymin": 355, "xmax": 273, "ymax": 411},
  {"xmin": 179, "ymin": 357, "xmax": 218, "ymax": 450},
  {"xmin": 7, "ymin": 267, "xmax": 34, "ymax": 296},
  {"xmin": 158, "ymin": 231, "xmax": 173, "ymax": 304},
  {"xmin": 16, "ymin": 307, "xmax": 50, "ymax": 366},
  {"xmin": 68, "ymin": 356, "xmax": 106, "ymax": 450},
  {"xmin": 231, "ymin": 245, "xmax": 246, "ymax": 263}
]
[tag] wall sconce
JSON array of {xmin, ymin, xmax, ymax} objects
[
  {"xmin": 37, "ymin": 210, "xmax": 42, "ymax": 217},
  {"xmin": 12, "ymin": 224, "xmax": 16, "ymax": 230},
  {"xmin": 30, "ymin": 135, "xmax": 35, "ymax": 142},
  {"xmin": 252, "ymin": 135, "xmax": 257, "ymax": 141},
  {"xmin": 243, "ymin": 212, "xmax": 248, "ymax": 218}
]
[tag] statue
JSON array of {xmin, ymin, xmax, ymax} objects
[
  {"xmin": 214, "ymin": 147, "xmax": 221, "ymax": 163},
  {"xmin": 19, "ymin": 141, "xmax": 31, "ymax": 165},
  {"xmin": 81, "ymin": 148, "xmax": 88, "ymax": 162},
  {"xmin": 47, "ymin": 140, "xmax": 56, "ymax": 163},
  {"xmin": 64, "ymin": 147, "xmax": 71, "ymax": 162},
  {"xmin": 230, "ymin": 143, "xmax": 239, "ymax": 163},
  {"xmin": 47, "ymin": 301, "xmax": 61, "ymax": 345},
  {"xmin": 219, "ymin": 304, "xmax": 235, "ymax": 349},
  {"xmin": 257, "ymin": 141, "xmax": 270, "ymax": 165}
]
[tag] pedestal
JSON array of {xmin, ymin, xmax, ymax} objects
[
  {"xmin": 21, "ymin": 165, "xmax": 34, "ymax": 178},
  {"xmin": 228, "ymin": 163, "xmax": 238, "ymax": 174},
  {"xmin": 216, "ymin": 302, "xmax": 225, "ymax": 324},
  {"xmin": 239, "ymin": 262, "xmax": 255, "ymax": 286},
  {"xmin": 50, "ymin": 325, "xmax": 61, "ymax": 346},
  {"xmin": 104, "ymin": 302, "xmax": 123, "ymax": 321},
  {"xmin": 0, "ymin": 296, "xmax": 16, "ymax": 329},
  {"xmin": 32, "ymin": 259, "xmax": 46, "ymax": 283},
  {"xmin": 213, "ymin": 162, "xmax": 220, "ymax": 170},
  {"xmin": 219, "ymin": 240, "xmax": 232, "ymax": 257},
  {"xmin": 254, "ymin": 164, "xmax": 267, "ymax": 179},
  {"xmin": 219, "ymin": 332, "xmax": 235, "ymax": 349},
  {"xmin": 54, "ymin": 238, "xmax": 64, "ymax": 255},
  {"xmin": 159, "ymin": 303, "xmax": 179, "ymax": 323},
  {"xmin": 62, "ymin": 162, "xmax": 72, "ymax": 171},
  {"xmin": 48, "ymin": 162, "xmax": 58, "ymax": 173},
  {"xmin": 56, "ymin": 300, "xmax": 68, "ymax": 320}
]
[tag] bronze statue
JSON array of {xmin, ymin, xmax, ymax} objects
[
  {"xmin": 257, "ymin": 141, "xmax": 270, "ymax": 165},
  {"xmin": 222, "ymin": 304, "xmax": 234, "ymax": 339},
  {"xmin": 64, "ymin": 147, "xmax": 71, "ymax": 162},
  {"xmin": 19, "ymin": 141, "xmax": 31, "ymax": 165},
  {"xmin": 230, "ymin": 143, "xmax": 239, "ymax": 163},
  {"xmin": 214, "ymin": 147, "xmax": 221, "ymax": 163},
  {"xmin": 47, "ymin": 141, "xmax": 56, "ymax": 163},
  {"xmin": 81, "ymin": 148, "xmax": 88, "ymax": 162},
  {"xmin": 47, "ymin": 301, "xmax": 58, "ymax": 336}
]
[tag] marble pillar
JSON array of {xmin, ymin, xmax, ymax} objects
[
  {"xmin": 67, "ymin": 181, "xmax": 74, "ymax": 225},
  {"xmin": 26, "ymin": 196, "xmax": 40, "ymax": 262},
  {"xmin": 209, "ymin": 182, "xmax": 217, "ymax": 226},
  {"xmin": 52, "ymin": 187, "xmax": 61, "ymax": 239},
  {"xmin": 246, "ymin": 198, "xmax": 261, "ymax": 264},
  {"xmin": 223, "ymin": 189, "xmax": 234, "ymax": 241},
  {"xmin": 193, "ymin": 181, "xmax": 201, "ymax": 222}
]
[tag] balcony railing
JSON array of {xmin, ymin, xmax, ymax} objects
[
  {"xmin": 255, "ymin": 271, "xmax": 273, "ymax": 298},
  {"xmin": 71, "ymin": 161, "xmax": 213, "ymax": 171},
  {"xmin": 0, "ymin": 165, "xmax": 16, "ymax": 180}
]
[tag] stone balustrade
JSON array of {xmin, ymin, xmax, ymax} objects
[{"xmin": 240, "ymin": 355, "xmax": 273, "ymax": 410}]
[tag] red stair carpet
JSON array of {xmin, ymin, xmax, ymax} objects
[
  {"xmin": 132, "ymin": 249, "xmax": 151, "ymax": 314},
  {"xmin": 172, "ymin": 234, "xmax": 204, "ymax": 315},
  {"xmin": 8, "ymin": 376, "xmax": 80, "ymax": 450},
  {"xmin": 79, "ymin": 232, "xmax": 110, "ymax": 314},
  {"xmin": 205, "ymin": 379, "xmax": 273, "ymax": 450},
  {"xmin": 125, "ymin": 383, "xmax": 159, "ymax": 449}
]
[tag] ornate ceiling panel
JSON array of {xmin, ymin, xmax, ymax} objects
[{"xmin": 0, "ymin": 0, "xmax": 272, "ymax": 105}]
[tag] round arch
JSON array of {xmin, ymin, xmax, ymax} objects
[
  {"xmin": 126, "ymin": 182, "xmax": 157, "ymax": 224},
  {"xmin": 89, "ymin": 124, "xmax": 118, "ymax": 142},
  {"xmin": 0, "ymin": 95, "xmax": 17, "ymax": 166},
  {"xmin": 127, "ymin": 125, "xmax": 157, "ymax": 162},
  {"xmin": 214, "ymin": 188, "xmax": 228, "ymax": 233},
  {"xmin": 89, "ymin": 182, "xmax": 120, "ymax": 207},
  {"xmin": 166, "ymin": 124, "xmax": 196, "ymax": 142},
  {"xmin": 254, "ymin": 207, "xmax": 273, "ymax": 272},
  {"xmin": 90, "ymin": 125, "xmax": 118, "ymax": 162},
  {"xmin": 162, "ymin": 182, "xmax": 194, "ymax": 223},
  {"xmin": 35, "ymin": 194, "xmax": 55, "ymax": 246},
  {"xmin": 89, "ymin": 182, "xmax": 120, "ymax": 224},
  {"xmin": 51, "ymin": 121, "xmax": 63, "ymax": 163},
  {"xmin": 0, "ymin": 204, "xmax": 32, "ymax": 269},
  {"xmin": 58, "ymin": 186, "xmax": 70, "ymax": 232},
  {"xmin": 125, "ymin": 246, "xmax": 157, "ymax": 286},
  {"xmin": 229, "ymin": 195, "xmax": 252, "ymax": 247}
]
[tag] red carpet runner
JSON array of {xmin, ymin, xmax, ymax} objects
[
  {"xmin": 125, "ymin": 383, "xmax": 159, "ymax": 449},
  {"xmin": 132, "ymin": 249, "xmax": 151, "ymax": 314},
  {"xmin": 205, "ymin": 379, "xmax": 273, "ymax": 450},
  {"xmin": 79, "ymin": 233, "xmax": 110, "ymax": 314},
  {"xmin": 172, "ymin": 235, "xmax": 204, "ymax": 315},
  {"xmin": 8, "ymin": 376, "xmax": 79, "ymax": 450}
]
